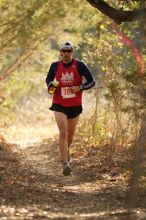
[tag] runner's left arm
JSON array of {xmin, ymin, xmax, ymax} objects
[{"xmin": 77, "ymin": 61, "xmax": 95, "ymax": 91}]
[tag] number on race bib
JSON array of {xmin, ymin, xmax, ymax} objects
[{"xmin": 61, "ymin": 87, "xmax": 76, "ymax": 98}]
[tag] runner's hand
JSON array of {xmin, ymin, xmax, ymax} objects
[{"xmin": 70, "ymin": 86, "xmax": 80, "ymax": 94}]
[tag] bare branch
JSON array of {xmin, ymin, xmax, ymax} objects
[
  {"xmin": 0, "ymin": 50, "xmax": 33, "ymax": 80},
  {"xmin": 86, "ymin": 0, "xmax": 146, "ymax": 24}
]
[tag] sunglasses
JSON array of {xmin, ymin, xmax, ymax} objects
[{"xmin": 61, "ymin": 49, "xmax": 72, "ymax": 53}]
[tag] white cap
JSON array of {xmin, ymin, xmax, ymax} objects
[{"xmin": 60, "ymin": 41, "xmax": 73, "ymax": 50}]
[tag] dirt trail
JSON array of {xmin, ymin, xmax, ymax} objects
[{"xmin": 0, "ymin": 137, "xmax": 146, "ymax": 220}]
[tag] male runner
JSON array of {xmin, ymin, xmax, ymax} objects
[{"xmin": 46, "ymin": 41, "xmax": 95, "ymax": 175}]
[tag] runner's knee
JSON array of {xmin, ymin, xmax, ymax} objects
[{"xmin": 59, "ymin": 128, "xmax": 68, "ymax": 139}]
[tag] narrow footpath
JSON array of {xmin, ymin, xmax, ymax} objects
[{"xmin": 0, "ymin": 137, "xmax": 146, "ymax": 220}]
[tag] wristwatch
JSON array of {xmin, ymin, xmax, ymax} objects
[{"xmin": 79, "ymin": 84, "xmax": 84, "ymax": 91}]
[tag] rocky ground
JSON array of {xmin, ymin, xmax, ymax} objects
[{"xmin": 0, "ymin": 136, "xmax": 146, "ymax": 220}]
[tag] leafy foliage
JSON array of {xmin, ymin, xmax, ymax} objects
[{"xmin": 0, "ymin": 0, "xmax": 146, "ymax": 148}]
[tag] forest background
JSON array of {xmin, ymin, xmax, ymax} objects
[
  {"xmin": 0, "ymin": 0, "xmax": 146, "ymax": 219},
  {"xmin": 0, "ymin": 0, "xmax": 145, "ymax": 148}
]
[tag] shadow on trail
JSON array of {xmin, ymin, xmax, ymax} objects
[{"xmin": 0, "ymin": 138, "xmax": 146, "ymax": 219}]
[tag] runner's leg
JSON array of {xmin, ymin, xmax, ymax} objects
[
  {"xmin": 67, "ymin": 115, "xmax": 80, "ymax": 154},
  {"xmin": 54, "ymin": 111, "xmax": 68, "ymax": 163}
]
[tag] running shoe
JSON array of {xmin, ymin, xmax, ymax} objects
[{"xmin": 62, "ymin": 162, "xmax": 72, "ymax": 176}]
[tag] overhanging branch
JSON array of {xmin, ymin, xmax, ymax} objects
[{"xmin": 86, "ymin": 0, "xmax": 146, "ymax": 24}]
